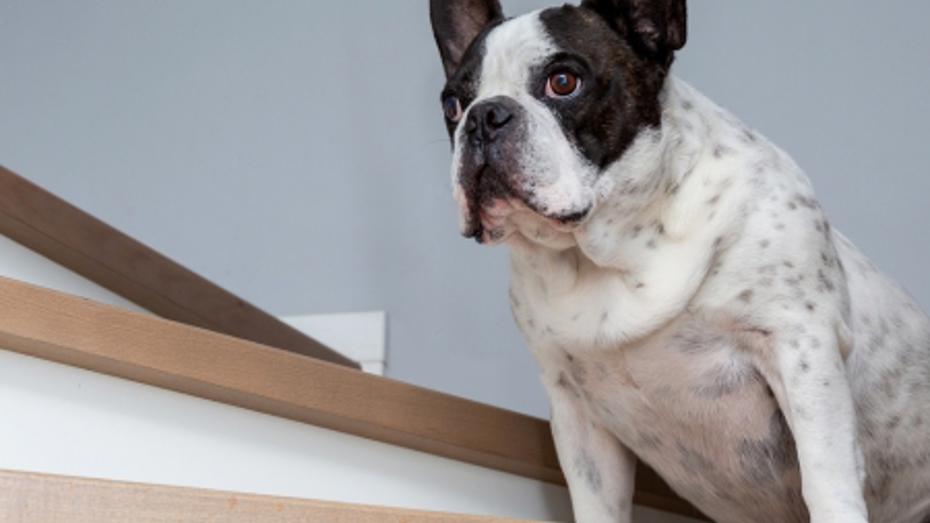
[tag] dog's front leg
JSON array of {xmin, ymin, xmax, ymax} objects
[
  {"xmin": 756, "ymin": 323, "xmax": 868, "ymax": 523},
  {"xmin": 549, "ymin": 387, "xmax": 635, "ymax": 523}
]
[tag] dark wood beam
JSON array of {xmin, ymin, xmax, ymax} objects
[{"xmin": 0, "ymin": 165, "xmax": 358, "ymax": 368}]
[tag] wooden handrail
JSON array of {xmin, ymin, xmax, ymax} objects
[
  {"xmin": 0, "ymin": 165, "xmax": 357, "ymax": 368},
  {"xmin": 0, "ymin": 276, "xmax": 706, "ymax": 519},
  {"xmin": 0, "ymin": 469, "xmax": 544, "ymax": 522}
]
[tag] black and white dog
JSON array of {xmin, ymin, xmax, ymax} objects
[{"xmin": 429, "ymin": 1, "xmax": 930, "ymax": 522}]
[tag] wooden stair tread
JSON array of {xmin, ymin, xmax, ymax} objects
[{"xmin": 0, "ymin": 469, "xmax": 548, "ymax": 522}]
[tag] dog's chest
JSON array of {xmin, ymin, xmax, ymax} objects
[{"xmin": 536, "ymin": 315, "xmax": 810, "ymax": 522}]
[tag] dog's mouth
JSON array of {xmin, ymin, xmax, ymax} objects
[
  {"xmin": 461, "ymin": 166, "xmax": 508, "ymax": 243},
  {"xmin": 459, "ymin": 166, "xmax": 591, "ymax": 245}
]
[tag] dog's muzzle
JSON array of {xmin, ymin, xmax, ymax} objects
[
  {"xmin": 465, "ymin": 96, "xmax": 518, "ymax": 147},
  {"xmin": 457, "ymin": 96, "xmax": 527, "ymax": 241}
]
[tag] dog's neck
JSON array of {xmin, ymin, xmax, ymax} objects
[{"xmin": 507, "ymin": 76, "xmax": 760, "ymax": 343}]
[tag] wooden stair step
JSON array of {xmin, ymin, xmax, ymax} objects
[{"xmin": 0, "ymin": 469, "xmax": 548, "ymax": 523}]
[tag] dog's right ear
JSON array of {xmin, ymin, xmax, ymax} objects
[{"xmin": 430, "ymin": 0, "xmax": 504, "ymax": 78}]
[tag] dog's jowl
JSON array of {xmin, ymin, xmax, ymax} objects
[{"xmin": 430, "ymin": 1, "xmax": 930, "ymax": 522}]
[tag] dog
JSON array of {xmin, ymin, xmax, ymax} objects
[{"xmin": 429, "ymin": 1, "xmax": 930, "ymax": 522}]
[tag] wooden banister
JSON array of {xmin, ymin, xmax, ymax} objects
[{"xmin": 0, "ymin": 165, "xmax": 358, "ymax": 368}]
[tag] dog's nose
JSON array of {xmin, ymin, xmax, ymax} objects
[{"xmin": 466, "ymin": 97, "xmax": 516, "ymax": 144}]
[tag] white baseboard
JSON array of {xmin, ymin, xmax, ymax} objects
[{"xmin": 281, "ymin": 312, "xmax": 386, "ymax": 375}]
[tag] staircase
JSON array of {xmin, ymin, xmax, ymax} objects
[{"xmin": 0, "ymin": 166, "xmax": 706, "ymax": 522}]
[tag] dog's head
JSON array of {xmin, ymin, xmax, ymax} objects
[{"xmin": 431, "ymin": 0, "xmax": 687, "ymax": 246}]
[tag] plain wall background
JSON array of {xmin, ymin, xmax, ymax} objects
[{"xmin": 2, "ymin": 1, "xmax": 928, "ymax": 419}]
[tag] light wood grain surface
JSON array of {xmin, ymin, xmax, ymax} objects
[
  {"xmin": 0, "ymin": 276, "xmax": 706, "ymax": 519},
  {"xmin": 0, "ymin": 165, "xmax": 357, "ymax": 368},
  {"xmin": 0, "ymin": 469, "xmax": 547, "ymax": 522}
]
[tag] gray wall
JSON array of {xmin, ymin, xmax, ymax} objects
[{"xmin": 2, "ymin": 1, "xmax": 928, "ymax": 419}]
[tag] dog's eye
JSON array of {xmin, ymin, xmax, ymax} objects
[
  {"xmin": 442, "ymin": 96, "xmax": 463, "ymax": 123},
  {"xmin": 546, "ymin": 72, "xmax": 581, "ymax": 98}
]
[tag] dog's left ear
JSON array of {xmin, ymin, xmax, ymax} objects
[
  {"xmin": 430, "ymin": 0, "xmax": 504, "ymax": 78},
  {"xmin": 581, "ymin": 0, "xmax": 687, "ymax": 66}
]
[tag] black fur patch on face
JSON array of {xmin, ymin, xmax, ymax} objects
[
  {"xmin": 536, "ymin": 5, "xmax": 674, "ymax": 169},
  {"xmin": 439, "ymin": 22, "xmax": 502, "ymax": 140}
]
